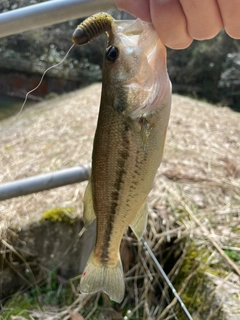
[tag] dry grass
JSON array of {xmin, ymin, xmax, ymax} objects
[
  {"xmin": 0, "ymin": 84, "xmax": 101, "ymax": 232},
  {"xmin": 0, "ymin": 84, "xmax": 240, "ymax": 319}
]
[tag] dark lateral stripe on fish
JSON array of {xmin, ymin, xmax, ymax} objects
[
  {"xmin": 100, "ymin": 123, "xmax": 130, "ymax": 264},
  {"xmin": 111, "ymin": 191, "xmax": 119, "ymax": 201}
]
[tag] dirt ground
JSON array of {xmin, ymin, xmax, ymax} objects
[{"xmin": 0, "ymin": 83, "xmax": 240, "ymax": 318}]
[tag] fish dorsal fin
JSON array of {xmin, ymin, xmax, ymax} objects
[
  {"xmin": 83, "ymin": 179, "xmax": 96, "ymax": 229},
  {"xmin": 130, "ymin": 200, "xmax": 149, "ymax": 240}
]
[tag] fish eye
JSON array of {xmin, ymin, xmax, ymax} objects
[{"xmin": 105, "ymin": 46, "xmax": 119, "ymax": 63}]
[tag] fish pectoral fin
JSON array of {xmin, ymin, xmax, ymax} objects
[
  {"xmin": 139, "ymin": 116, "xmax": 152, "ymax": 150},
  {"xmin": 130, "ymin": 200, "xmax": 149, "ymax": 240},
  {"xmin": 83, "ymin": 180, "xmax": 96, "ymax": 229},
  {"xmin": 80, "ymin": 253, "xmax": 125, "ymax": 303}
]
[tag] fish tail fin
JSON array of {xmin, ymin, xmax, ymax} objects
[{"xmin": 80, "ymin": 253, "xmax": 125, "ymax": 303}]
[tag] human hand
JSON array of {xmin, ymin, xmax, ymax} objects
[{"xmin": 114, "ymin": 0, "xmax": 240, "ymax": 49}]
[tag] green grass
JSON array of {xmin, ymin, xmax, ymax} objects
[
  {"xmin": 224, "ymin": 249, "xmax": 240, "ymax": 262},
  {"xmin": 0, "ymin": 269, "xmax": 76, "ymax": 319},
  {"xmin": 0, "ymin": 293, "xmax": 34, "ymax": 320}
]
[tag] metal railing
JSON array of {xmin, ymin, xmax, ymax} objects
[
  {"xmin": 0, "ymin": 0, "xmax": 116, "ymax": 38},
  {"xmin": 0, "ymin": 165, "xmax": 91, "ymax": 201}
]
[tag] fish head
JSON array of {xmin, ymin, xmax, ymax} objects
[{"xmin": 102, "ymin": 19, "xmax": 171, "ymax": 116}]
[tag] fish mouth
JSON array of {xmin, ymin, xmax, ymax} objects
[
  {"xmin": 115, "ymin": 19, "xmax": 170, "ymax": 117},
  {"xmin": 115, "ymin": 19, "xmax": 160, "ymax": 58}
]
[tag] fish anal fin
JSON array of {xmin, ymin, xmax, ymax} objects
[
  {"xmin": 130, "ymin": 200, "xmax": 149, "ymax": 240},
  {"xmin": 80, "ymin": 253, "xmax": 125, "ymax": 303},
  {"xmin": 83, "ymin": 180, "xmax": 96, "ymax": 229}
]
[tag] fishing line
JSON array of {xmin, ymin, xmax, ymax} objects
[
  {"xmin": 13, "ymin": 43, "xmax": 75, "ymax": 120},
  {"xmin": 141, "ymin": 237, "xmax": 193, "ymax": 320}
]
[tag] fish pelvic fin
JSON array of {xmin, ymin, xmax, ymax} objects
[
  {"xmin": 83, "ymin": 180, "xmax": 96, "ymax": 229},
  {"xmin": 80, "ymin": 253, "xmax": 125, "ymax": 303},
  {"xmin": 130, "ymin": 200, "xmax": 149, "ymax": 240}
]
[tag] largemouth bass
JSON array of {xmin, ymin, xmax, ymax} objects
[{"xmin": 72, "ymin": 12, "xmax": 172, "ymax": 303}]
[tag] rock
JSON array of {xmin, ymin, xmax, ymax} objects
[{"xmin": 0, "ymin": 218, "xmax": 95, "ymax": 298}]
